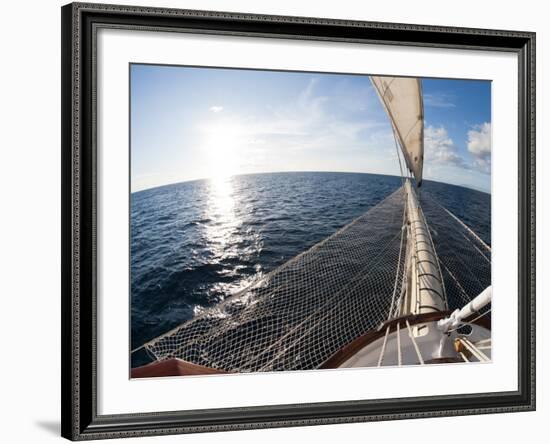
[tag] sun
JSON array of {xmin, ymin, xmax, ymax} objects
[{"xmin": 200, "ymin": 120, "xmax": 243, "ymax": 179}]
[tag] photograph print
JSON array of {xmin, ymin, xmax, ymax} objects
[{"xmin": 129, "ymin": 64, "xmax": 492, "ymax": 378}]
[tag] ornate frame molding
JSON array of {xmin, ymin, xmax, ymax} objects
[{"xmin": 61, "ymin": 2, "xmax": 535, "ymax": 440}]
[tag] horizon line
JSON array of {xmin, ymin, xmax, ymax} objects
[{"xmin": 131, "ymin": 170, "xmax": 491, "ymax": 195}]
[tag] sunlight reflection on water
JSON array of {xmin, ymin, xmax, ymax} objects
[
  {"xmin": 202, "ymin": 175, "xmax": 262, "ymax": 301},
  {"xmin": 204, "ymin": 175, "xmax": 239, "ymax": 258}
]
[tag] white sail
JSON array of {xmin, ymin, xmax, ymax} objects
[{"xmin": 371, "ymin": 76, "xmax": 424, "ymax": 185}]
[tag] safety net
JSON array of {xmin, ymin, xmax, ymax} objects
[
  {"xmin": 139, "ymin": 185, "xmax": 491, "ymax": 372},
  {"xmin": 420, "ymin": 191, "xmax": 492, "ymax": 318}
]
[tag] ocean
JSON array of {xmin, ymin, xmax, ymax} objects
[{"xmin": 130, "ymin": 172, "xmax": 490, "ymax": 367}]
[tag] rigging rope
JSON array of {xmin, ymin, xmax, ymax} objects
[
  {"xmin": 391, "ymin": 123, "xmax": 406, "ymax": 185},
  {"xmin": 437, "ymin": 203, "xmax": 491, "ymax": 252},
  {"xmin": 388, "ymin": 203, "xmax": 407, "ymax": 320}
]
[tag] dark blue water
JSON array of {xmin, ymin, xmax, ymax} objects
[{"xmin": 131, "ymin": 172, "xmax": 490, "ymax": 362}]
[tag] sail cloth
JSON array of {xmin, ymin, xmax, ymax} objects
[{"xmin": 371, "ymin": 76, "xmax": 424, "ymax": 185}]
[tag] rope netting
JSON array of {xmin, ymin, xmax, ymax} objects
[
  {"xmin": 139, "ymin": 186, "xmax": 491, "ymax": 372},
  {"xmin": 420, "ymin": 192, "xmax": 491, "ymax": 316},
  {"xmin": 142, "ymin": 187, "xmax": 407, "ymax": 372}
]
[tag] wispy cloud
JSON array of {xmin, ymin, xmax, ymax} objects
[
  {"xmin": 195, "ymin": 77, "xmax": 395, "ymax": 177},
  {"xmin": 207, "ymin": 78, "xmax": 386, "ymax": 154},
  {"xmin": 424, "ymin": 92, "xmax": 455, "ymax": 108},
  {"xmin": 209, "ymin": 105, "xmax": 224, "ymax": 113},
  {"xmin": 467, "ymin": 122, "xmax": 491, "ymax": 173}
]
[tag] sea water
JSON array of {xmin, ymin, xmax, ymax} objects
[{"xmin": 130, "ymin": 172, "xmax": 490, "ymax": 365}]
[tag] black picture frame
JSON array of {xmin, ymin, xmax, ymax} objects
[{"xmin": 61, "ymin": 2, "xmax": 536, "ymax": 440}]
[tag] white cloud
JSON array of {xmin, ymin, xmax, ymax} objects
[
  {"xmin": 423, "ymin": 123, "xmax": 491, "ymax": 177},
  {"xmin": 424, "ymin": 125, "xmax": 466, "ymax": 168},
  {"xmin": 209, "ymin": 105, "xmax": 224, "ymax": 113},
  {"xmin": 467, "ymin": 122, "xmax": 491, "ymax": 173}
]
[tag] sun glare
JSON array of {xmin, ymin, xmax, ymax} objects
[{"xmin": 200, "ymin": 120, "xmax": 243, "ymax": 180}]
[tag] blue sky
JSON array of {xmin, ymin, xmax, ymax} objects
[{"xmin": 131, "ymin": 64, "xmax": 491, "ymax": 193}]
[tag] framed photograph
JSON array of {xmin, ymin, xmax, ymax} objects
[{"xmin": 61, "ymin": 2, "xmax": 536, "ymax": 440}]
